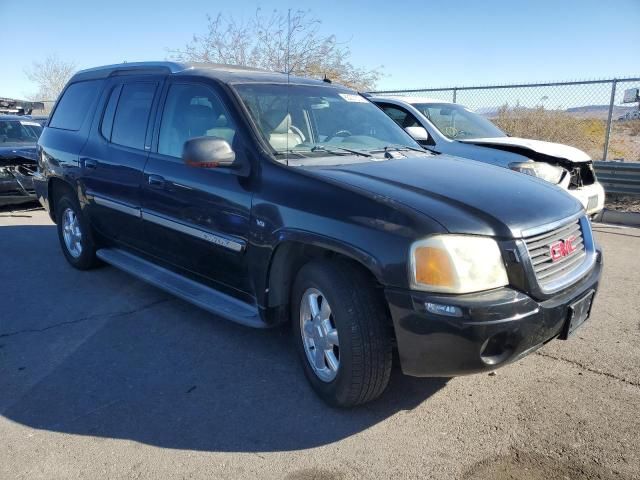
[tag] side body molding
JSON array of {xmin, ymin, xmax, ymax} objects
[{"xmin": 87, "ymin": 190, "xmax": 246, "ymax": 253}]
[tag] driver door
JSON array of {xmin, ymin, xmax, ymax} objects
[
  {"xmin": 141, "ymin": 79, "xmax": 253, "ymax": 295},
  {"xmin": 377, "ymin": 103, "xmax": 436, "ymax": 149}
]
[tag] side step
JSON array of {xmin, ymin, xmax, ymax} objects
[{"xmin": 96, "ymin": 248, "xmax": 266, "ymax": 328}]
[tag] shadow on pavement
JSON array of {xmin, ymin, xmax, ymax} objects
[{"xmin": 0, "ymin": 223, "xmax": 448, "ymax": 453}]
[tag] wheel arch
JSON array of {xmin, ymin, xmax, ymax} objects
[
  {"xmin": 47, "ymin": 176, "xmax": 78, "ymax": 223},
  {"xmin": 263, "ymin": 231, "xmax": 387, "ymax": 324}
]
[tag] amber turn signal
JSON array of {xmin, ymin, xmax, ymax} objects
[{"xmin": 413, "ymin": 246, "xmax": 455, "ymax": 288}]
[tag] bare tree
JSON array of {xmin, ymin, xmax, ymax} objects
[
  {"xmin": 169, "ymin": 9, "xmax": 381, "ymax": 91},
  {"xmin": 25, "ymin": 55, "xmax": 76, "ymax": 102}
]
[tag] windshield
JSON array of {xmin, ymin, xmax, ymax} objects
[
  {"xmin": 0, "ymin": 120, "xmax": 43, "ymax": 145},
  {"xmin": 235, "ymin": 84, "xmax": 421, "ymax": 159},
  {"xmin": 414, "ymin": 103, "xmax": 506, "ymax": 140}
]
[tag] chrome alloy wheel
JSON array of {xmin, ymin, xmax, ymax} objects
[
  {"xmin": 300, "ymin": 288, "xmax": 340, "ymax": 382},
  {"xmin": 61, "ymin": 207, "xmax": 83, "ymax": 258}
]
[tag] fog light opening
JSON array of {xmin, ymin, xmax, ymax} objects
[
  {"xmin": 480, "ymin": 332, "xmax": 514, "ymax": 366},
  {"xmin": 425, "ymin": 302, "xmax": 462, "ymax": 317}
]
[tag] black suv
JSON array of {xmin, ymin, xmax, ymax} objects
[{"xmin": 35, "ymin": 62, "xmax": 602, "ymax": 407}]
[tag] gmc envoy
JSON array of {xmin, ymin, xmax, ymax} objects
[{"xmin": 34, "ymin": 62, "xmax": 602, "ymax": 406}]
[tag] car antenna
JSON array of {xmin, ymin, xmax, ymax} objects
[
  {"xmin": 323, "ymin": 75, "xmax": 332, "ymax": 84},
  {"xmin": 285, "ymin": 8, "xmax": 291, "ymax": 167}
]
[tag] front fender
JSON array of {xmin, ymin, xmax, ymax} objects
[
  {"xmin": 274, "ymin": 228, "xmax": 385, "ymax": 281},
  {"xmin": 248, "ymin": 227, "xmax": 400, "ymax": 312}
]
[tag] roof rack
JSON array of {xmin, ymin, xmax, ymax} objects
[
  {"xmin": 73, "ymin": 61, "xmax": 270, "ymax": 81},
  {"xmin": 74, "ymin": 61, "xmax": 187, "ymax": 79}
]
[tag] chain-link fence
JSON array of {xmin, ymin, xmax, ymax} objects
[{"xmin": 370, "ymin": 77, "xmax": 640, "ymax": 162}]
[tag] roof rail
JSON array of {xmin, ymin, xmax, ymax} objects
[{"xmin": 72, "ymin": 61, "xmax": 190, "ymax": 81}]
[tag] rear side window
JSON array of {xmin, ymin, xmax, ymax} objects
[
  {"xmin": 100, "ymin": 85, "xmax": 121, "ymax": 140},
  {"xmin": 49, "ymin": 80, "xmax": 102, "ymax": 131},
  {"xmin": 110, "ymin": 83, "xmax": 156, "ymax": 150}
]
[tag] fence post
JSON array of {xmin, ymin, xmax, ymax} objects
[
  {"xmin": 452, "ymin": 88, "xmax": 457, "ymax": 103},
  {"xmin": 603, "ymin": 79, "xmax": 618, "ymax": 161}
]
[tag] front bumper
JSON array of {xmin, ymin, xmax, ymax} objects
[
  {"xmin": 385, "ymin": 249, "xmax": 602, "ymax": 377},
  {"xmin": 0, "ymin": 167, "xmax": 36, "ymax": 207},
  {"xmin": 567, "ymin": 182, "xmax": 605, "ymax": 215}
]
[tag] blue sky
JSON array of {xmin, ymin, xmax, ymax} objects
[{"xmin": 1, "ymin": 0, "xmax": 638, "ymax": 100}]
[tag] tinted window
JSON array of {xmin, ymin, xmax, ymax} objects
[
  {"xmin": 0, "ymin": 120, "xmax": 42, "ymax": 145},
  {"xmin": 158, "ymin": 83, "xmax": 236, "ymax": 158},
  {"xmin": 49, "ymin": 80, "xmax": 102, "ymax": 131},
  {"xmin": 111, "ymin": 83, "xmax": 156, "ymax": 150},
  {"xmin": 100, "ymin": 85, "xmax": 121, "ymax": 140},
  {"xmin": 380, "ymin": 104, "xmax": 420, "ymax": 128}
]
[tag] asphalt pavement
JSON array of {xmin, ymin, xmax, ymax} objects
[{"xmin": 1, "ymin": 207, "xmax": 638, "ymax": 480}]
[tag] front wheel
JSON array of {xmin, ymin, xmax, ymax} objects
[{"xmin": 292, "ymin": 260, "xmax": 393, "ymax": 407}]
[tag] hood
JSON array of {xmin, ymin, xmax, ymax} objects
[
  {"xmin": 304, "ymin": 155, "xmax": 583, "ymax": 238},
  {"xmin": 458, "ymin": 137, "xmax": 591, "ymax": 163},
  {"xmin": 0, "ymin": 145, "xmax": 37, "ymax": 164}
]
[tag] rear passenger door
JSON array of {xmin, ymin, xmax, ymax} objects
[
  {"xmin": 141, "ymin": 79, "xmax": 253, "ymax": 295},
  {"xmin": 80, "ymin": 76, "xmax": 162, "ymax": 248}
]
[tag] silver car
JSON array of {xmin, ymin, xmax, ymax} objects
[{"xmin": 370, "ymin": 96, "xmax": 605, "ymax": 216}]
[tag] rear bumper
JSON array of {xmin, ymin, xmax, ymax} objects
[{"xmin": 385, "ymin": 249, "xmax": 602, "ymax": 377}]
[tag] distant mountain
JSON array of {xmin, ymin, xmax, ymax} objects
[
  {"xmin": 566, "ymin": 105, "xmax": 611, "ymax": 113},
  {"xmin": 476, "ymin": 104, "xmax": 637, "ymax": 120},
  {"xmin": 566, "ymin": 105, "xmax": 636, "ymax": 119}
]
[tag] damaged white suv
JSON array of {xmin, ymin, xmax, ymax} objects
[{"xmin": 371, "ymin": 96, "xmax": 605, "ymax": 216}]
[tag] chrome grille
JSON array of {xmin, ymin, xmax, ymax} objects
[{"xmin": 524, "ymin": 219, "xmax": 587, "ymax": 287}]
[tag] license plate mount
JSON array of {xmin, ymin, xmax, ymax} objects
[{"xmin": 560, "ymin": 290, "xmax": 595, "ymax": 339}]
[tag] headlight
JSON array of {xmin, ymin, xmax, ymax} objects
[
  {"xmin": 409, "ymin": 235, "xmax": 509, "ymax": 294},
  {"xmin": 509, "ymin": 161, "xmax": 565, "ymax": 184}
]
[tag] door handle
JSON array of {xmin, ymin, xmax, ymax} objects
[
  {"xmin": 147, "ymin": 174, "xmax": 165, "ymax": 187},
  {"xmin": 82, "ymin": 158, "xmax": 98, "ymax": 169}
]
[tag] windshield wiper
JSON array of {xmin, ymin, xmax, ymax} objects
[
  {"xmin": 380, "ymin": 145, "xmax": 427, "ymax": 153},
  {"xmin": 364, "ymin": 145, "xmax": 429, "ymax": 159},
  {"xmin": 310, "ymin": 145, "xmax": 372, "ymax": 157},
  {"xmin": 276, "ymin": 150, "xmax": 313, "ymax": 158}
]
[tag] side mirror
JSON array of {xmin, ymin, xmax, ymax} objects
[
  {"xmin": 182, "ymin": 136, "xmax": 236, "ymax": 169},
  {"xmin": 404, "ymin": 126, "xmax": 430, "ymax": 142}
]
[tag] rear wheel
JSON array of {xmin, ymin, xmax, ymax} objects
[
  {"xmin": 292, "ymin": 260, "xmax": 393, "ymax": 407},
  {"xmin": 55, "ymin": 194, "xmax": 100, "ymax": 270}
]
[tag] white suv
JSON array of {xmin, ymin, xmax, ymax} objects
[{"xmin": 370, "ymin": 96, "xmax": 605, "ymax": 216}]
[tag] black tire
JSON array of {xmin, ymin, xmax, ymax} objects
[
  {"xmin": 291, "ymin": 259, "xmax": 393, "ymax": 407},
  {"xmin": 55, "ymin": 194, "xmax": 100, "ymax": 270}
]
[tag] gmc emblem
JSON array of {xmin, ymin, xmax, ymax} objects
[{"xmin": 549, "ymin": 235, "xmax": 577, "ymax": 262}]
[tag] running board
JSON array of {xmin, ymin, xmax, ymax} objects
[{"xmin": 96, "ymin": 248, "xmax": 266, "ymax": 328}]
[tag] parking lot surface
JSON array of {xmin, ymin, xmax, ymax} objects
[{"xmin": 1, "ymin": 208, "xmax": 639, "ymax": 480}]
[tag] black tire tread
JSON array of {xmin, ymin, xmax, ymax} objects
[
  {"xmin": 294, "ymin": 259, "xmax": 393, "ymax": 407},
  {"xmin": 55, "ymin": 194, "xmax": 100, "ymax": 270}
]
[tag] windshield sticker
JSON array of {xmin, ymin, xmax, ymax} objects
[
  {"xmin": 338, "ymin": 93, "xmax": 368, "ymax": 103},
  {"xmin": 20, "ymin": 121, "xmax": 41, "ymax": 127}
]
